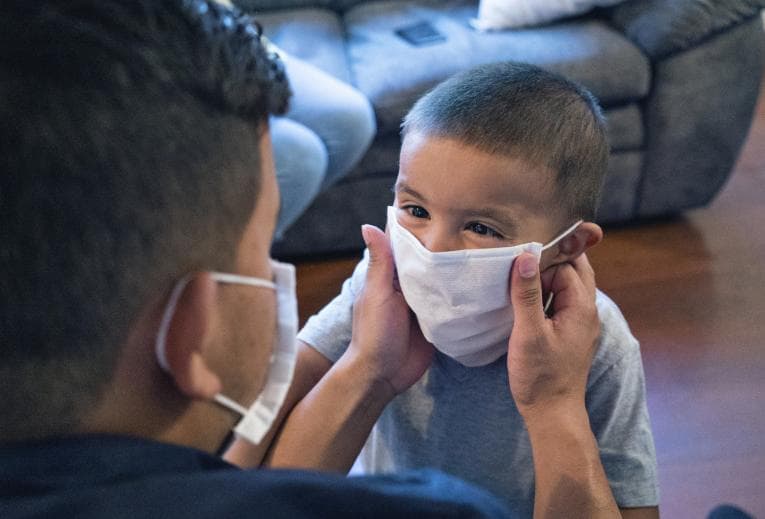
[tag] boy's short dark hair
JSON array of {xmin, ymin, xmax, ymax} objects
[
  {"xmin": 0, "ymin": 0, "xmax": 289, "ymax": 441},
  {"xmin": 402, "ymin": 62, "xmax": 609, "ymax": 222}
]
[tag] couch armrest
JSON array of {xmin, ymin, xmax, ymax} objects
[{"xmin": 604, "ymin": 0, "xmax": 763, "ymax": 59}]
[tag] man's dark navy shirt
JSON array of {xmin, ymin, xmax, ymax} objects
[{"xmin": 0, "ymin": 435, "xmax": 511, "ymax": 518}]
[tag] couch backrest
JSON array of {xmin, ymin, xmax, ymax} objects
[{"xmin": 235, "ymin": 0, "xmax": 409, "ymax": 14}]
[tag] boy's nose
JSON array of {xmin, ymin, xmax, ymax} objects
[{"xmin": 418, "ymin": 225, "xmax": 459, "ymax": 253}]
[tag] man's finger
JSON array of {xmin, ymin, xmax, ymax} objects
[
  {"xmin": 569, "ymin": 253, "xmax": 597, "ymax": 300},
  {"xmin": 361, "ymin": 224, "xmax": 395, "ymax": 292},
  {"xmin": 539, "ymin": 263, "xmax": 559, "ymax": 295},
  {"xmin": 548, "ymin": 254, "xmax": 596, "ymax": 312},
  {"xmin": 546, "ymin": 263, "xmax": 583, "ymax": 314},
  {"xmin": 510, "ymin": 252, "xmax": 546, "ymax": 329}
]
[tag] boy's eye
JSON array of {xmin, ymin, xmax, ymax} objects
[
  {"xmin": 405, "ymin": 205, "xmax": 429, "ymax": 219},
  {"xmin": 467, "ymin": 222, "xmax": 504, "ymax": 240}
]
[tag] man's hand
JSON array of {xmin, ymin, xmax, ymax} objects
[
  {"xmin": 507, "ymin": 252, "xmax": 620, "ymax": 518},
  {"xmin": 347, "ymin": 224, "xmax": 434, "ymax": 395},
  {"xmin": 256, "ymin": 225, "xmax": 433, "ymax": 473},
  {"xmin": 507, "ymin": 252, "xmax": 600, "ymax": 418}
]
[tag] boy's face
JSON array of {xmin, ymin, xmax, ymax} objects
[{"xmin": 394, "ymin": 131, "xmax": 571, "ymax": 266}]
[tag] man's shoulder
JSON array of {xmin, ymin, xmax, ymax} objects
[
  {"xmin": 170, "ymin": 467, "xmax": 511, "ymax": 518},
  {"xmin": 0, "ymin": 436, "xmax": 509, "ymax": 518}
]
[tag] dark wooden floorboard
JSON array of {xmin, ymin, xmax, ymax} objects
[{"xmin": 290, "ymin": 79, "xmax": 765, "ymax": 519}]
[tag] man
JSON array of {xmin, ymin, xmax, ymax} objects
[{"xmin": 0, "ymin": 1, "xmax": 620, "ymax": 517}]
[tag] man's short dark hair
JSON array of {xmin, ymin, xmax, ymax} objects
[
  {"xmin": 402, "ymin": 62, "xmax": 609, "ymax": 222},
  {"xmin": 0, "ymin": 0, "xmax": 289, "ymax": 441}
]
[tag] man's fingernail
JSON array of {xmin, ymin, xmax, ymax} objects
[
  {"xmin": 519, "ymin": 255, "xmax": 538, "ymax": 279},
  {"xmin": 361, "ymin": 225, "xmax": 371, "ymax": 246}
]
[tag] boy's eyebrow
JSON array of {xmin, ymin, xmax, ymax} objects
[{"xmin": 394, "ymin": 182, "xmax": 427, "ymax": 202}]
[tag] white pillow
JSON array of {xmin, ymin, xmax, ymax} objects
[{"xmin": 471, "ymin": 0, "xmax": 626, "ymax": 31}]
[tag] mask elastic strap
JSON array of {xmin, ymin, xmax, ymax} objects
[
  {"xmin": 540, "ymin": 220, "xmax": 583, "ymax": 316},
  {"xmin": 214, "ymin": 393, "xmax": 248, "ymax": 417},
  {"xmin": 205, "ymin": 273, "xmax": 279, "ymax": 424},
  {"xmin": 543, "ymin": 292, "xmax": 555, "ymax": 315},
  {"xmin": 541, "ymin": 219, "xmax": 583, "ymax": 252},
  {"xmin": 155, "ymin": 276, "xmax": 192, "ymax": 372},
  {"xmin": 211, "ymin": 272, "xmax": 276, "ymax": 289},
  {"xmin": 156, "ymin": 272, "xmax": 276, "ymax": 373}
]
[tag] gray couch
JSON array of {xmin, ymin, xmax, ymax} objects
[{"xmin": 237, "ymin": 0, "xmax": 764, "ymax": 257}]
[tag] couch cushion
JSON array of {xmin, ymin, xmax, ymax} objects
[
  {"xmin": 255, "ymin": 8, "xmax": 352, "ymax": 83},
  {"xmin": 236, "ymin": 0, "xmax": 335, "ymax": 11},
  {"xmin": 605, "ymin": 104, "xmax": 643, "ymax": 152},
  {"xmin": 606, "ymin": 0, "xmax": 764, "ymax": 59},
  {"xmin": 345, "ymin": 0, "xmax": 651, "ymax": 134},
  {"xmin": 236, "ymin": 0, "xmax": 409, "ymax": 13},
  {"xmin": 598, "ymin": 151, "xmax": 643, "ymax": 223},
  {"xmin": 473, "ymin": 0, "xmax": 626, "ymax": 30},
  {"xmin": 332, "ymin": 0, "xmax": 409, "ymax": 12}
]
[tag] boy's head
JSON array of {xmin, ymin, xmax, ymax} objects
[{"xmin": 394, "ymin": 62, "xmax": 607, "ymax": 268}]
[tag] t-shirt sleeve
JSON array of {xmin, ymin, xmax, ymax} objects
[
  {"xmin": 296, "ymin": 252, "xmax": 369, "ymax": 363},
  {"xmin": 586, "ymin": 293, "xmax": 660, "ymax": 508}
]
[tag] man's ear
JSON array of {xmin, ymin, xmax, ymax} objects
[
  {"xmin": 542, "ymin": 222, "xmax": 603, "ymax": 268},
  {"xmin": 163, "ymin": 272, "xmax": 222, "ymax": 400}
]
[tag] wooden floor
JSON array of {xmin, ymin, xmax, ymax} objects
[{"xmin": 289, "ymin": 83, "xmax": 765, "ymax": 518}]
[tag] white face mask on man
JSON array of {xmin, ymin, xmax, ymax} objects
[
  {"xmin": 155, "ymin": 260, "xmax": 298, "ymax": 445},
  {"xmin": 387, "ymin": 206, "xmax": 581, "ymax": 367}
]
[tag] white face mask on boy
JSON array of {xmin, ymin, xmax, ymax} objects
[
  {"xmin": 155, "ymin": 260, "xmax": 298, "ymax": 445},
  {"xmin": 387, "ymin": 206, "xmax": 581, "ymax": 367}
]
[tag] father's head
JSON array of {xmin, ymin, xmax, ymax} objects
[{"xmin": 0, "ymin": 0, "xmax": 289, "ymax": 447}]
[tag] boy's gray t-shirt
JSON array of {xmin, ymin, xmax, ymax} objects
[{"xmin": 298, "ymin": 255, "xmax": 659, "ymax": 515}]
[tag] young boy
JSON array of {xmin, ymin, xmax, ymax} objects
[{"xmin": 249, "ymin": 62, "xmax": 659, "ymax": 516}]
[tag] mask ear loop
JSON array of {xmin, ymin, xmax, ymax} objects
[
  {"xmin": 155, "ymin": 273, "xmax": 276, "ymax": 371},
  {"xmin": 539, "ymin": 220, "xmax": 583, "ymax": 316},
  {"xmin": 155, "ymin": 276, "xmax": 193, "ymax": 372},
  {"xmin": 207, "ymin": 272, "xmax": 277, "ymax": 421},
  {"xmin": 543, "ymin": 292, "xmax": 555, "ymax": 315},
  {"xmin": 210, "ymin": 272, "xmax": 276, "ymax": 289},
  {"xmin": 156, "ymin": 272, "xmax": 278, "ymax": 416},
  {"xmin": 213, "ymin": 393, "xmax": 249, "ymax": 417}
]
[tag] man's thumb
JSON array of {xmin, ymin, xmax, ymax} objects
[
  {"xmin": 362, "ymin": 224, "xmax": 395, "ymax": 289},
  {"xmin": 511, "ymin": 252, "xmax": 545, "ymax": 326}
]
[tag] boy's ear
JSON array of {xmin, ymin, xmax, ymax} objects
[
  {"xmin": 162, "ymin": 272, "xmax": 222, "ymax": 400},
  {"xmin": 543, "ymin": 222, "xmax": 603, "ymax": 268}
]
